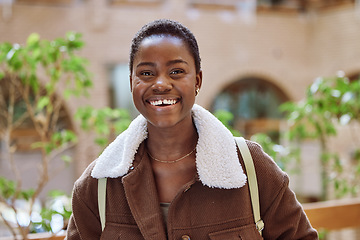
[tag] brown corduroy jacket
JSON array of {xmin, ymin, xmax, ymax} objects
[
  {"xmin": 66, "ymin": 105, "xmax": 318, "ymax": 239},
  {"xmin": 66, "ymin": 141, "xmax": 318, "ymax": 240}
]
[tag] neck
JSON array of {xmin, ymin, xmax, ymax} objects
[{"xmin": 146, "ymin": 120, "xmax": 198, "ymax": 161}]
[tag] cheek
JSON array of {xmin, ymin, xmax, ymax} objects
[
  {"xmin": 131, "ymin": 79, "xmax": 148, "ymax": 103},
  {"xmin": 131, "ymin": 77, "xmax": 139, "ymax": 88},
  {"xmin": 182, "ymin": 81, "xmax": 196, "ymax": 97},
  {"xmin": 131, "ymin": 89, "xmax": 144, "ymax": 112},
  {"xmin": 132, "ymin": 86, "xmax": 142, "ymax": 101},
  {"xmin": 131, "ymin": 78, "xmax": 144, "ymax": 92}
]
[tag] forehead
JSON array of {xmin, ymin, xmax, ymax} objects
[
  {"xmin": 134, "ymin": 35, "xmax": 194, "ymax": 64},
  {"xmin": 141, "ymin": 34, "xmax": 185, "ymax": 48}
]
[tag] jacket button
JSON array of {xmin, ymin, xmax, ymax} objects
[{"xmin": 181, "ymin": 235, "xmax": 191, "ymax": 240}]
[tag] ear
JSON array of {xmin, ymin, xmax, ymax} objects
[{"xmin": 195, "ymin": 70, "xmax": 203, "ymax": 90}]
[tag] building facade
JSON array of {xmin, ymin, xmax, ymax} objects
[{"xmin": 1, "ymin": 0, "xmax": 359, "ymax": 201}]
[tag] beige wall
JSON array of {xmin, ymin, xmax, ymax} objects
[{"xmin": 1, "ymin": 1, "xmax": 360, "ymax": 196}]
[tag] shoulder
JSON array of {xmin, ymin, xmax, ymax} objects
[
  {"xmin": 72, "ymin": 161, "xmax": 99, "ymax": 199},
  {"xmin": 245, "ymin": 140, "xmax": 287, "ymax": 182},
  {"xmin": 243, "ymin": 139, "xmax": 289, "ymax": 209}
]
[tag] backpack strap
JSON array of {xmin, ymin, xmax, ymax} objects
[
  {"xmin": 235, "ymin": 137, "xmax": 264, "ymax": 236},
  {"xmin": 98, "ymin": 177, "xmax": 107, "ymax": 231}
]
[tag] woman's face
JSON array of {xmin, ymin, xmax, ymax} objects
[{"xmin": 130, "ymin": 35, "xmax": 202, "ymax": 129}]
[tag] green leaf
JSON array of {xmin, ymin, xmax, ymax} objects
[
  {"xmin": 45, "ymin": 142, "xmax": 55, "ymax": 154},
  {"xmin": 83, "ymin": 78, "xmax": 93, "ymax": 87},
  {"xmin": 0, "ymin": 177, "xmax": 16, "ymax": 199},
  {"xmin": 66, "ymin": 32, "xmax": 84, "ymax": 50},
  {"xmin": 95, "ymin": 137, "xmax": 108, "ymax": 147},
  {"xmin": 318, "ymin": 228, "xmax": 328, "ymax": 240},
  {"xmin": 61, "ymin": 155, "xmax": 72, "ymax": 164},
  {"xmin": 114, "ymin": 119, "xmax": 131, "ymax": 134},
  {"xmin": 27, "ymin": 33, "xmax": 40, "ymax": 47},
  {"xmin": 0, "ymin": 42, "xmax": 13, "ymax": 61},
  {"xmin": 8, "ymin": 45, "xmax": 23, "ymax": 70},
  {"xmin": 213, "ymin": 109, "xmax": 240, "ymax": 136},
  {"xmin": 62, "ymin": 130, "xmax": 77, "ymax": 143},
  {"xmin": 21, "ymin": 189, "xmax": 35, "ymax": 201},
  {"xmin": 63, "ymin": 89, "xmax": 72, "ymax": 100},
  {"xmin": 96, "ymin": 122, "xmax": 110, "ymax": 135},
  {"xmin": 37, "ymin": 96, "xmax": 50, "ymax": 110},
  {"xmin": 48, "ymin": 189, "xmax": 67, "ymax": 198},
  {"xmin": 29, "ymin": 73, "xmax": 40, "ymax": 93},
  {"xmin": 32, "ymin": 48, "xmax": 41, "ymax": 61}
]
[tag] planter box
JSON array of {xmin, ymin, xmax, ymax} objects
[{"xmin": 303, "ymin": 198, "xmax": 360, "ymax": 230}]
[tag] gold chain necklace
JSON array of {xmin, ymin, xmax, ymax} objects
[{"xmin": 148, "ymin": 146, "xmax": 197, "ymax": 163}]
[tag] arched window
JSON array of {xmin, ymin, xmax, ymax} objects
[{"xmin": 211, "ymin": 76, "xmax": 289, "ymax": 140}]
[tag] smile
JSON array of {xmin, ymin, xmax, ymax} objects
[{"xmin": 148, "ymin": 99, "xmax": 179, "ymax": 106}]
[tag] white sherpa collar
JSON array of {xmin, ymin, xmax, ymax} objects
[{"xmin": 91, "ymin": 104, "xmax": 247, "ymax": 189}]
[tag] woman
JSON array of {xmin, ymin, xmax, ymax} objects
[{"xmin": 66, "ymin": 19, "xmax": 318, "ymax": 239}]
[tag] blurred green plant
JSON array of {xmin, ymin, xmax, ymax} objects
[
  {"xmin": 0, "ymin": 178, "xmax": 71, "ymax": 234},
  {"xmin": 214, "ymin": 109, "xmax": 298, "ymax": 172},
  {"xmin": 0, "ymin": 177, "xmax": 35, "ymax": 202},
  {"xmin": 33, "ymin": 190, "xmax": 72, "ymax": 234},
  {"xmin": 215, "ymin": 72, "xmax": 360, "ymax": 201},
  {"xmin": 281, "ymin": 72, "xmax": 360, "ymax": 199},
  {"xmin": 0, "ymin": 32, "xmax": 132, "ymax": 239},
  {"xmin": 250, "ymin": 133, "xmax": 300, "ymax": 173},
  {"xmin": 317, "ymin": 228, "xmax": 328, "ymax": 240},
  {"xmin": 214, "ymin": 109, "xmax": 241, "ymax": 137},
  {"xmin": 75, "ymin": 106, "xmax": 131, "ymax": 148},
  {"xmin": 0, "ymin": 32, "xmax": 91, "ymax": 239}
]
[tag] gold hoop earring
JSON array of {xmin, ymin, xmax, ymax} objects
[{"xmin": 195, "ymin": 88, "xmax": 200, "ymax": 96}]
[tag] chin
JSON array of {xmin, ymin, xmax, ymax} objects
[{"xmin": 148, "ymin": 118, "xmax": 178, "ymax": 129}]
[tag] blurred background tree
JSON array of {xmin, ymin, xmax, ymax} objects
[
  {"xmin": 217, "ymin": 72, "xmax": 360, "ymax": 201},
  {"xmin": 0, "ymin": 32, "xmax": 91, "ymax": 239},
  {"xmin": 281, "ymin": 73, "xmax": 360, "ymax": 200},
  {"xmin": 0, "ymin": 32, "xmax": 131, "ymax": 239}
]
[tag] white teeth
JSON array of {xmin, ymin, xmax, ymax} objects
[
  {"xmin": 152, "ymin": 100, "xmax": 162, "ymax": 106},
  {"xmin": 163, "ymin": 99, "xmax": 176, "ymax": 105},
  {"xmin": 150, "ymin": 99, "xmax": 177, "ymax": 106}
]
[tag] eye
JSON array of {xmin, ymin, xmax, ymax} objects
[
  {"xmin": 170, "ymin": 69, "xmax": 184, "ymax": 75},
  {"xmin": 140, "ymin": 71, "xmax": 153, "ymax": 76}
]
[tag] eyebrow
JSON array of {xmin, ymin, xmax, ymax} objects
[
  {"xmin": 166, "ymin": 59, "xmax": 189, "ymax": 66},
  {"xmin": 135, "ymin": 59, "xmax": 188, "ymax": 68},
  {"xmin": 136, "ymin": 62, "xmax": 156, "ymax": 68}
]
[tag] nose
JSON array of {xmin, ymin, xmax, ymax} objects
[{"xmin": 152, "ymin": 75, "xmax": 172, "ymax": 93}]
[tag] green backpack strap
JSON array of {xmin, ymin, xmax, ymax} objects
[
  {"xmin": 235, "ymin": 137, "xmax": 264, "ymax": 236},
  {"xmin": 98, "ymin": 177, "xmax": 107, "ymax": 231}
]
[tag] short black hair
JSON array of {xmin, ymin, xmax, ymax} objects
[{"xmin": 130, "ymin": 19, "xmax": 201, "ymax": 74}]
